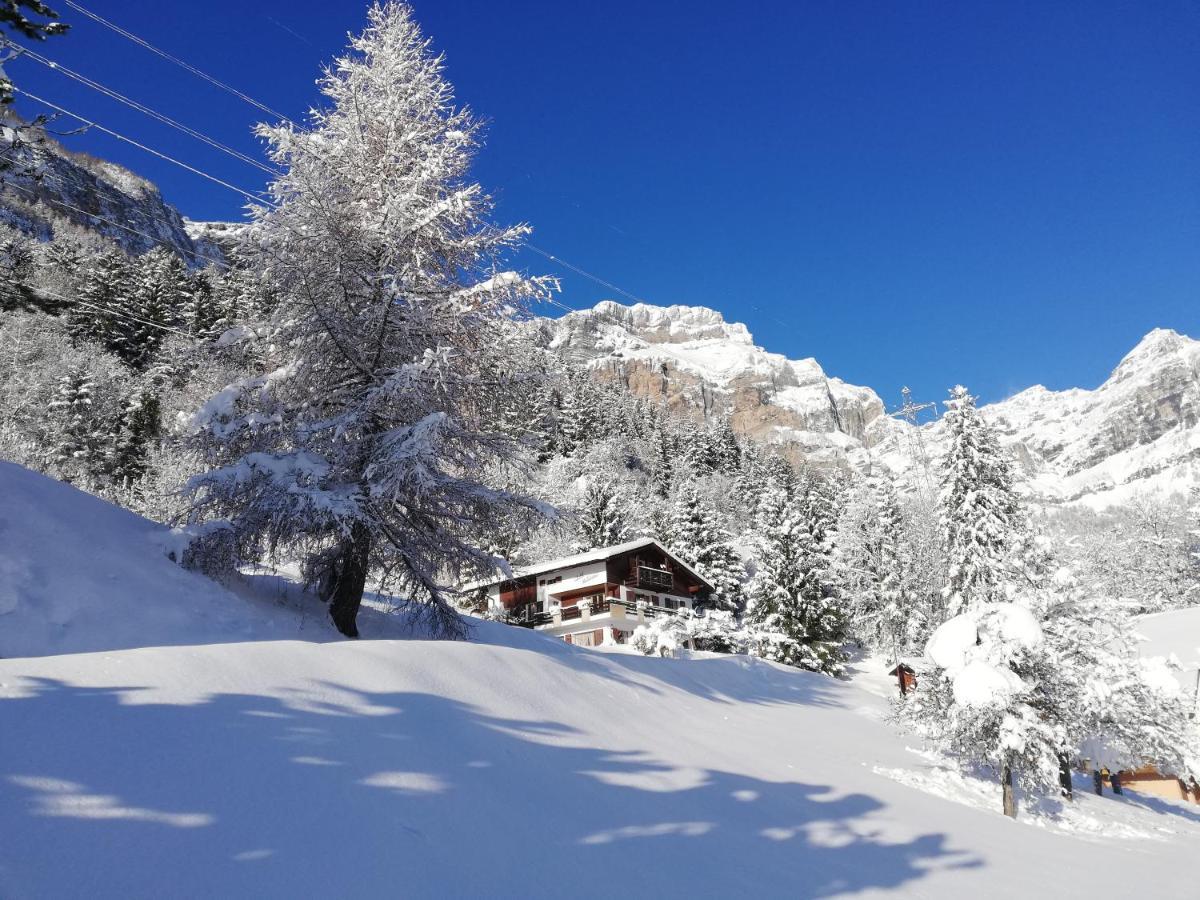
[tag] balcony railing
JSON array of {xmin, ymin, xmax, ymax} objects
[
  {"xmin": 529, "ymin": 590, "xmax": 693, "ymax": 629},
  {"xmin": 634, "ymin": 566, "xmax": 673, "ymax": 592}
]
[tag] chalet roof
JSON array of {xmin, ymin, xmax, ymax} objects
[
  {"xmin": 476, "ymin": 538, "xmax": 714, "ymax": 591},
  {"xmin": 887, "ymin": 656, "xmax": 926, "ymax": 675}
]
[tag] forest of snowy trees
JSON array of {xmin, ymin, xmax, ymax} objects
[{"xmin": 1, "ymin": 1, "xmax": 1198, "ymax": 820}]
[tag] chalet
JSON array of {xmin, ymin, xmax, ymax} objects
[{"xmin": 478, "ymin": 538, "xmax": 714, "ymax": 647}]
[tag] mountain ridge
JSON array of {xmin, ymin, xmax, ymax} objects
[{"xmin": 536, "ymin": 300, "xmax": 1200, "ymax": 505}]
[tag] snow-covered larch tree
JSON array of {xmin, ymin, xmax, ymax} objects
[{"xmin": 186, "ymin": 2, "xmax": 556, "ymax": 637}]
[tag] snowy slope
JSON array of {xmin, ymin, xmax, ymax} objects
[
  {"xmin": 2, "ymin": 468, "xmax": 1200, "ymax": 898},
  {"xmin": 537, "ymin": 301, "xmax": 1200, "ymax": 505},
  {"xmin": 5, "ymin": 626, "xmax": 1200, "ymax": 898},
  {"xmin": 0, "ymin": 462, "xmax": 351, "ymax": 659}
]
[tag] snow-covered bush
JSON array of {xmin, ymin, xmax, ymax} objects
[
  {"xmin": 631, "ymin": 609, "xmax": 748, "ymax": 657},
  {"xmin": 631, "ymin": 613, "xmax": 694, "ymax": 657},
  {"xmin": 155, "ymin": 520, "xmax": 239, "ymax": 582}
]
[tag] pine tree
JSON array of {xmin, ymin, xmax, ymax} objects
[
  {"xmin": 907, "ymin": 601, "xmax": 1063, "ymax": 818},
  {"xmin": 47, "ymin": 364, "xmax": 99, "ymax": 482},
  {"xmin": 110, "ymin": 388, "xmax": 161, "ymax": 488},
  {"xmin": 68, "ymin": 250, "xmax": 132, "ymax": 357},
  {"xmin": 558, "ymin": 368, "xmax": 601, "ymax": 456},
  {"xmin": 842, "ymin": 475, "xmax": 923, "ymax": 656},
  {"xmin": 940, "ymin": 385, "xmax": 1020, "ymax": 616},
  {"xmin": 1010, "ymin": 531, "xmax": 1199, "ymax": 790},
  {"xmin": 679, "ymin": 423, "xmax": 717, "ymax": 477},
  {"xmin": 187, "ymin": 2, "xmax": 555, "ymax": 638},
  {"xmin": 180, "ymin": 268, "xmax": 226, "ymax": 340},
  {"xmin": 650, "ymin": 419, "xmax": 676, "ymax": 498},
  {"xmin": 124, "ymin": 249, "xmax": 187, "ymax": 369},
  {"xmin": 908, "ymin": 502, "xmax": 1200, "ymax": 818},
  {"xmin": 745, "ymin": 476, "xmax": 848, "ymax": 674},
  {"xmin": 575, "ymin": 479, "xmax": 627, "ymax": 551},
  {"xmin": 712, "ymin": 417, "xmax": 741, "ymax": 473},
  {"xmin": 667, "ymin": 485, "xmax": 746, "ymax": 613}
]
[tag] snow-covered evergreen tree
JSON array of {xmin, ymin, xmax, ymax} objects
[
  {"xmin": 745, "ymin": 475, "xmax": 847, "ymax": 674},
  {"xmin": 1009, "ymin": 530, "xmax": 1199, "ymax": 789},
  {"xmin": 186, "ymin": 2, "xmax": 555, "ymax": 637},
  {"xmin": 179, "ymin": 268, "xmax": 226, "ymax": 340},
  {"xmin": 667, "ymin": 485, "xmax": 746, "ymax": 613},
  {"xmin": 68, "ymin": 250, "xmax": 131, "ymax": 358},
  {"xmin": 123, "ymin": 248, "xmax": 187, "ymax": 369},
  {"xmin": 47, "ymin": 364, "xmax": 99, "ymax": 482},
  {"xmin": 650, "ymin": 419, "xmax": 676, "ymax": 498},
  {"xmin": 558, "ymin": 369, "xmax": 602, "ymax": 456},
  {"xmin": 908, "ymin": 601, "xmax": 1063, "ymax": 818},
  {"xmin": 679, "ymin": 423, "xmax": 718, "ymax": 477},
  {"xmin": 712, "ymin": 417, "xmax": 741, "ymax": 473},
  {"xmin": 574, "ymin": 479, "xmax": 627, "ymax": 551},
  {"xmin": 109, "ymin": 388, "xmax": 162, "ymax": 488},
  {"xmin": 908, "ymin": 515, "xmax": 1199, "ymax": 818},
  {"xmin": 939, "ymin": 385, "xmax": 1020, "ymax": 616},
  {"xmin": 841, "ymin": 474, "xmax": 925, "ymax": 656}
]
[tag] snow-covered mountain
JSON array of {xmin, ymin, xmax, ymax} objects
[
  {"xmin": 535, "ymin": 301, "xmax": 1200, "ymax": 505},
  {"xmin": 979, "ymin": 328, "xmax": 1200, "ymax": 505},
  {"xmin": 533, "ymin": 301, "xmax": 896, "ymax": 469},
  {"xmin": 0, "ymin": 125, "xmax": 223, "ymax": 264}
]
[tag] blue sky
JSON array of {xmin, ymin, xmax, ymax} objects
[{"xmin": 9, "ymin": 1, "xmax": 1198, "ymax": 408}]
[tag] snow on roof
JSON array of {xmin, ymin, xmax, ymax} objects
[{"xmin": 478, "ymin": 538, "xmax": 714, "ymax": 591}]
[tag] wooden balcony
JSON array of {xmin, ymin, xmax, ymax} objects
[{"xmin": 626, "ymin": 565, "xmax": 673, "ymax": 592}]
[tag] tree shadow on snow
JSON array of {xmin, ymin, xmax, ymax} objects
[{"xmin": 0, "ymin": 677, "xmax": 980, "ymax": 899}]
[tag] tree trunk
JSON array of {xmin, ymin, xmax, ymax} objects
[
  {"xmin": 1093, "ymin": 770, "xmax": 1103, "ymax": 795},
  {"xmin": 1058, "ymin": 754, "xmax": 1073, "ymax": 800},
  {"xmin": 328, "ymin": 521, "xmax": 371, "ymax": 638},
  {"xmin": 1111, "ymin": 771, "xmax": 1123, "ymax": 795},
  {"xmin": 1002, "ymin": 761, "xmax": 1017, "ymax": 819}
]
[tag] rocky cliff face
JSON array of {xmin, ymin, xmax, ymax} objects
[
  {"xmin": 974, "ymin": 328, "xmax": 1200, "ymax": 504},
  {"xmin": 531, "ymin": 301, "xmax": 895, "ymax": 467},
  {"xmin": 535, "ymin": 301, "xmax": 1200, "ymax": 505},
  {"xmin": 0, "ymin": 127, "xmax": 223, "ymax": 265}
]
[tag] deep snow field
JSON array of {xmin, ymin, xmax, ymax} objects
[{"xmin": 2, "ymin": 461, "xmax": 1199, "ymax": 899}]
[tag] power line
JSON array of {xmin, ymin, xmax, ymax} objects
[
  {"xmin": 48, "ymin": 3, "xmax": 658, "ymax": 318},
  {"xmin": 2, "ymin": 177, "xmax": 233, "ymax": 270},
  {"xmin": 61, "ymin": 0, "xmax": 295, "ymax": 126},
  {"xmin": 13, "ymin": 87, "xmax": 273, "ymax": 207},
  {"xmin": 7, "ymin": 40, "xmax": 281, "ymax": 177},
  {"xmin": 28, "ymin": 280, "xmax": 199, "ymax": 340},
  {"xmin": 525, "ymin": 244, "xmax": 647, "ymax": 307}
]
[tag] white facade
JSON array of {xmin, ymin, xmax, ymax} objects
[{"xmin": 483, "ymin": 540, "xmax": 704, "ymax": 647}]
